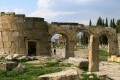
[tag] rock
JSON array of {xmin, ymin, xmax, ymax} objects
[
  {"xmin": 0, "ymin": 53, "xmax": 8, "ymax": 58},
  {"xmin": 68, "ymin": 57, "xmax": 89, "ymax": 68},
  {"xmin": 28, "ymin": 56, "xmax": 37, "ymax": 60},
  {"xmin": 14, "ymin": 64, "xmax": 26, "ymax": 71},
  {"xmin": 5, "ymin": 55, "xmax": 13, "ymax": 61},
  {"xmin": 13, "ymin": 54, "xmax": 20, "ymax": 59},
  {"xmin": 89, "ymin": 75, "xmax": 93, "ymax": 78},
  {"xmin": 17, "ymin": 56, "xmax": 28, "ymax": 61},
  {"xmin": 86, "ymin": 72, "xmax": 92, "ymax": 75},
  {"xmin": 38, "ymin": 69, "xmax": 80, "ymax": 80},
  {"xmin": 0, "ymin": 61, "xmax": 17, "ymax": 70}
]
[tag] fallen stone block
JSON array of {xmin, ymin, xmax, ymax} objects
[
  {"xmin": 38, "ymin": 69, "xmax": 80, "ymax": 80},
  {"xmin": 14, "ymin": 63, "xmax": 26, "ymax": 71},
  {"xmin": 68, "ymin": 57, "xmax": 89, "ymax": 68},
  {"xmin": 13, "ymin": 54, "xmax": 20, "ymax": 59},
  {"xmin": 0, "ymin": 61, "xmax": 17, "ymax": 70},
  {"xmin": 5, "ymin": 55, "xmax": 13, "ymax": 61}
]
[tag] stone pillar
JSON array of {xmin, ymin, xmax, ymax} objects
[
  {"xmin": 65, "ymin": 40, "xmax": 75, "ymax": 58},
  {"xmin": 117, "ymin": 34, "xmax": 120, "ymax": 56},
  {"xmin": 108, "ymin": 37, "xmax": 117, "ymax": 61},
  {"xmin": 89, "ymin": 35, "xmax": 99, "ymax": 72}
]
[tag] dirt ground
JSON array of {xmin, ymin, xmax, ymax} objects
[
  {"xmin": 51, "ymin": 48, "xmax": 89, "ymax": 58},
  {"xmin": 52, "ymin": 48, "xmax": 120, "ymax": 80}
]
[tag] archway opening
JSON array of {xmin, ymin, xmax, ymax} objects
[
  {"xmin": 99, "ymin": 34, "xmax": 108, "ymax": 61},
  {"xmin": 51, "ymin": 34, "xmax": 68, "ymax": 58},
  {"xmin": 74, "ymin": 32, "xmax": 89, "ymax": 58}
]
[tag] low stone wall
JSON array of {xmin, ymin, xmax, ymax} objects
[{"xmin": 108, "ymin": 55, "xmax": 120, "ymax": 62}]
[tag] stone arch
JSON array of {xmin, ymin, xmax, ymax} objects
[
  {"xmin": 74, "ymin": 29, "xmax": 94, "ymax": 41},
  {"xmin": 89, "ymin": 29, "xmax": 117, "ymax": 72},
  {"xmin": 98, "ymin": 30, "xmax": 117, "ymax": 57},
  {"xmin": 49, "ymin": 31, "xmax": 74, "ymax": 58}
]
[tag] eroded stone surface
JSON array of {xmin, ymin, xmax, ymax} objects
[
  {"xmin": 38, "ymin": 69, "xmax": 80, "ymax": 80},
  {"xmin": 94, "ymin": 61, "xmax": 120, "ymax": 80}
]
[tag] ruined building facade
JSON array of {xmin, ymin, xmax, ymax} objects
[
  {"xmin": 0, "ymin": 12, "xmax": 49, "ymax": 56},
  {"xmin": 0, "ymin": 12, "xmax": 120, "ymax": 72}
]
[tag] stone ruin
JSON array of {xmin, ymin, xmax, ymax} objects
[{"xmin": 0, "ymin": 12, "xmax": 120, "ymax": 72}]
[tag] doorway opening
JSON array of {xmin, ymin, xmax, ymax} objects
[
  {"xmin": 99, "ymin": 34, "xmax": 108, "ymax": 61},
  {"xmin": 75, "ymin": 32, "xmax": 89, "ymax": 58},
  {"xmin": 28, "ymin": 41, "xmax": 37, "ymax": 56},
  {"xmin": 51, "ymin": 34, "xmax": 68, "ymax": 58}
]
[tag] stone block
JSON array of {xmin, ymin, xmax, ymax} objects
[
  {"xmin": 0, "ymin": 32, "xmax": 2, "ymax": 37},
  {"xmin": 0, "ymin": 37, "xmax": 2, "ymax": 41},
  {"xmin": 4, "ymin": 42, "xmax": 11, "ymax": 48},
  {"xmin": 12, "ymin": 31, "xmax": 19, "ymax": 36},
  {"xmin": 68, "ymin": 57, "xmax": 89, "ymax": 68},
  {"xmin": 0, "ymin": 61, "xmax": 17, "ymax": 70},
  {"xmin": 116, "ymin": 57, "xmax": 120, "ymax": 62},
  {"xmin": 2, "ymin": 31, "xmax": 7, "ymax": 37},
  {"xmin": 2, "ymin": 37, "xmax": 9, "ymax": 41},
  {"xmin": 0, "ymin": 48, "xmax": 4, "ymax": 53},
  {"xmin": 0, "ymin": 42, "xmax": 3, "ymax": 48},
  {"xmin": 4, "ymin": 48, "xmax": 10, "ymax": 54},
  {"xmin": 38, "ymin": 69, "xmax": 80, "ymax": 80}
]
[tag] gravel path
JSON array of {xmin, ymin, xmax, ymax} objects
[{"xmin": 94, "ymin": 61, "xmax": 120, "ymax": 80}]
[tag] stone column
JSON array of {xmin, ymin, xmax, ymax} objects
[
  {"xmin": 108, "ymin": 37, "xmax": 117, "ymax": 61},
  {"xmin": 65, "ymin": 40, "xmax": 75, "ymax": 58},
  {"xmin": 89, "ymin": 35, "xmax": 99, "ymax": 72},
  {"xmin": 117, "ymin": 34, "xmax": 120, "ymax": 56}
]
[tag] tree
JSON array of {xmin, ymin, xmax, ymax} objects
[
  {"xmin": 102, "ymin": 19, "xmax": 105, "ymax": 27},
  {"xmin": 89, "ymin": 19, "xmax": 92, "ymax": 26},
  {"xmin": 116, "ymin": 19, "xmax": 120, "ymax": 33},
  {"xmin": 117, "ymin": 19, "xmax": 120, "ymax": 25},
  {"xmin": 112, "ymin": 18, "xmax": 116, "ymax": 28},
  {"xmin": 81, "ymin": 34, "xmax": 88, "ymax": 45},
  {"xmin": 96, "ymin": 17, "xmax": 103, "ymax": 26},
  {"xmin": 105, "ymin": 18, "xmax": 108, "ymax": 27},
  {"xmin": 110, "ymin": 19, "xmax": 113, "ymax": 27}
]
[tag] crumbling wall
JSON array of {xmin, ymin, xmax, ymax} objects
[{"xmin": 0, "ymin": 12, "xmax": 49, "ymax": 56}]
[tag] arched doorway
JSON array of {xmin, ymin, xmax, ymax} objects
[
  {"xmin": 99, "ymin": 34, "xmax": 108, "ymax": 61},
  {"xmin": 51, "ymin": 33, "xmax": 69, "ymax": 58},
  {"xmin": 75, "ymin": 32, "xmax": 89, "ymax": 59},
  {"xmin": 89, "ymin": 31, "xmax": 117, "ymax": 72}
]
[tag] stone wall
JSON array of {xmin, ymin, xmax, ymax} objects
[
  {"xmin": 0, "ymin": 12, "xmax": 49, "ymax": 56},
  {"xmin": 117, "ymin": 33, "xmax": 120, "ymax": 55}
]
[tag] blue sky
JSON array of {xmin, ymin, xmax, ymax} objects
[{"xmin": 0, "ymin": 0, "xmax": 120, "ymax": 25}]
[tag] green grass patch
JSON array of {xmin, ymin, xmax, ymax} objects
[
  {"xmin": 0, "ymin": 59, "xmax": 68, "ymax": 80},
  {"xmin": 0, "ymin": 57, "xmax": 6, "ymax": 62},
  {"xmin": 80, "ymin": 72, "xmax": 99, "ymax": 80},
  {"xmin": 52, "ymin": 44, "xmax": 65, "ymax": 48},
  {"xmin": 99, "ymin": 50, "xmax": 108, "ymax": 59}
]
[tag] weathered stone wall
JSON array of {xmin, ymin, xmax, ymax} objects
[
  {"xmin": 0, "ymin": 12, "xmax": 118, "ymax": 72},
  {"xmin": 117, "ymin": 33, "xmax": 120, "ymax": 56},
  {"xmin": 0, "ymin": 12, "xmax": 49, "ymax": 56}
]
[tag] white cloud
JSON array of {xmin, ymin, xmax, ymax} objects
[
  {"xmin": 75, "ymin": 0, "xmax": 91, "ymax": 3},
  {"xmin": 0, "ymin": 8, "xmax": 24, "ymax": 14},
  {"xmin": 37, "ymin": 0, "xmax": 52, "ymax": 9},
  {"xmin": 14, "ymin": 8, "xmax": 24, "ymax": 13},
  {"xmin": 28, "ymin": 0, "xmax": 75, "ymax": 18},
  {"xmin": 67, "ymin": 0, "xmax": 93, "ymax": 3}
]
